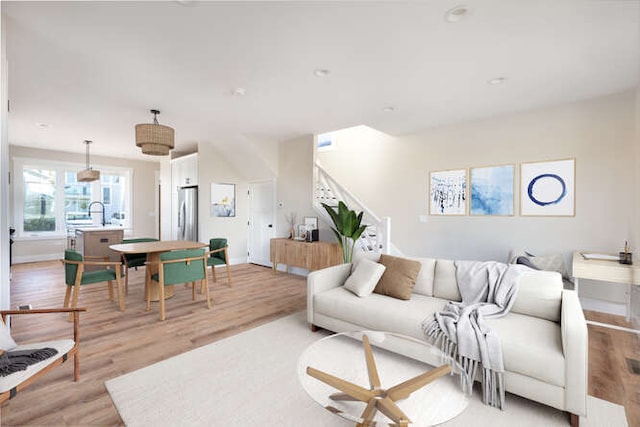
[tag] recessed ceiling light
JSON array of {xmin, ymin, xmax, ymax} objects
[
  {"xmin": 382, "ymin": 106, "xmax": 395, "ymax": 113},
  {"xmin": 232, "ymin": 87, "xmax": 246, "ymax": 96},
  {"xmin": 36, "ymin": 123, "xmax": 49, "ymax": 129},
  {"xmin": 314, "ymin": 69, "xmax": 330, "ymax": 77},
  {"xmin": 487, "ymin": 77, "xmax": 507, "ymax": 85},
  {"xmin": 445, "ymin": 5, "xmax": 471, "ymax": 23}
]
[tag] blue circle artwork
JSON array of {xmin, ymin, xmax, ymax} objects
[{"xmin": 527, "ymin": 174, "xmax": 566, "ymax": 206}]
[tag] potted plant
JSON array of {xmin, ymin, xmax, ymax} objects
[{"xmin": 321, "ymin": 201, "xmax": 367, "ymax": 263}]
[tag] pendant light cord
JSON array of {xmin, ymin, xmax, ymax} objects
[{"xmin": 84, "ymin": 140, "xmax": 92, "ymax": 170}]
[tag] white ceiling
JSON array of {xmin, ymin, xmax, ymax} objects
[{"xmin": 4, "ymin": 1, "xmax": 639, "ymax": 162}]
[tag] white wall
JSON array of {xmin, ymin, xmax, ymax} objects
[
  {"xmin": 196, "ymin": 142, "xmax": 252, "ymax": 264},
  {"xmin": 9, "ymin": 145, "xmax": 160, "ymax": 262},
  {"xmin": 275, "ymin": 135, "xmax": 318, "ymax": 239},
  {"xmin": 319, "ymin": 91, "xmax": 637, "ymax": 307}
]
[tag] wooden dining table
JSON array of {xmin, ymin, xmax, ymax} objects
[{"xmin": 109, "ymin": 240, "xmax": 208, "ymax": 301}]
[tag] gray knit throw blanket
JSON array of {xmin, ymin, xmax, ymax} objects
[
  {"xmin": 422, "ymin": 261, "xmax": 527, "ymax": 409},
  {"xmin": 0, "ymin": 347, "xmax": 58, "ymax": 377}
]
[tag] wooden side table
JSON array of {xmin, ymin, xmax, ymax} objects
[
  {"xmin": 270, "ymin": 238, "xmax": 342, "ymax": 273},
  {"xmin": 572, "ymin": 251, "xmax": 639, "ymax": 332}
]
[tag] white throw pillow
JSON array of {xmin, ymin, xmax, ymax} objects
[
  {"xmin": 0, "ymin": 319, "xmax": 17, "ymax": 351},
  {"xmin": 344, "ymin": 259, "xmax": 386, "ymax": 297}
]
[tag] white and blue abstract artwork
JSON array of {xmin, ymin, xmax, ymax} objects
[
  {"xmin": 520, "ymin": 159, "xmax": 575, "ymax": 216},
  {"xmin": 429, "ymin": 169, "xmax": 467, "ymax": 215},
  {"xmin": 470, "ymin": 165, "xmax": 514, "ymax": 216},
  {"xmin": 211, "ymin": 183, "xmax": 236, "ymax": 217}
]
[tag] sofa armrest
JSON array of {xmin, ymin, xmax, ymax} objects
[
  {"xmin": 561, "ymin": 289, "xmax": 588, "ymax": 416},
  {"xmin": 307, "ymin": 263, "xmax": 352, "ymax": 324}
]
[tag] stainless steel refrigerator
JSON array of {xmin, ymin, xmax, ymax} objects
[{"xmin": 177, "ymin": 186, "xmax": 198, "ymax": 241}]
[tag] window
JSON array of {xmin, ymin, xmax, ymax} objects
[
  {"xmin": 14, "ymin": 158, "xmax": 132, "ymax": 236},
  {"xmin": 23, "ymin": 168, "xmax": 56, "ymax": 232}
]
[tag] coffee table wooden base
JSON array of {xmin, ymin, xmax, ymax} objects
[{"xmin": 306, "ymin": 335, "xmax": 451, "ymax": 427}]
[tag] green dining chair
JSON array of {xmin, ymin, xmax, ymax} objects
[
  {"xmin": 62, "ymin": 249, "xmax": 125, "ymax": 317},
  {"xmin": 206, "ymin": 238, "xmax": 232, "ymax": 286},
  {"xmin": 146, "ymin": 248, "xmax": 210, "ymax": 321},
  {"xmin": 120, "ymin": 237, "xmax": 159, "ymax": 295}
]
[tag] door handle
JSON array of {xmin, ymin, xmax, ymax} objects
[{"xmin": 268, "ymin": 224, "xmax": 273, "ymax": 228}]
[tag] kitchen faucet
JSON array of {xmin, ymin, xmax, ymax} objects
[{"xmin": 88, "ymin": 201, "xmax": 106, "ymax": 226}]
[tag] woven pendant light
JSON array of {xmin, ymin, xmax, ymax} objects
[
  {"xmin": 135, "ymin": 109, "xmax": 175, "ymax": 156},
  {"xmin": 77, "ymin": 140, "xmax": 100, "ymax": 182}
]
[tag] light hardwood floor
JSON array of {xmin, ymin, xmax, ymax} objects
[{"xmin": 2, "ymin": 261, "xmax": 639, "ymax": 426}]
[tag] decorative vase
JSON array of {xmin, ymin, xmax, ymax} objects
[{"xmin": 289, "ymin": 226, "xmax": 296, "ymax": 239}]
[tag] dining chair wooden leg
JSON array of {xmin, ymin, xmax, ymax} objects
[
  {"xmin": 211, "ymin": 265, "xmax": 217, "ymax": 282},
  {"xmin": 159, "ymin": 284, "xmax": 166, "ymax": 321},
  {"xmin": 69, "ymin": 284, "xmax": 81, "ymax": 321},
  {"xmin": 203, "ymin": 278, "xmax": 211, "ymax": 309},
  {"xmin": 63, "ymin": 286, "xmax": 72, "ymax": 309},
  {"xmin": 224, "ymin": 248, "xmax": 232, "ymax": 286},
  {"xmin": 115, "ymin": 274, "xmax": 125, "ymax": 312},
  {"xmin": 124, "ymin": 268, "xmax": 129, "ymax": 296}
]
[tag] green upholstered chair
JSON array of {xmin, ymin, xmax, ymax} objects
[
  {"xmin": 206, "ymin": 238, "xmax": 232, "ymax": 286},
  {"xmin": 146, "ymin": 248, "xmax": 210, "ymax": 321},
  {"xmin": 62, "ymin": 249, "xmax": 125, "ymax": 316},
  {"xmin": 120, "ymin": 237, "xmax": 159, "ymax": 295}
]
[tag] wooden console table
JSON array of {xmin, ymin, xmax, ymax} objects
[{"xmin": 270, "ymin": 238, "xmax": 342, "ymax": 273}]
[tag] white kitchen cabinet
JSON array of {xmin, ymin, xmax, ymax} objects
[{"xmin": 171, "ymin": 153, "xmax": 198, "ymax": 189}]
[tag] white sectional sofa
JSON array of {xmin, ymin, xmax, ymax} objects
[{"xmin": 307, "ymin": 253, "xmax": 588, "ymax": 423}]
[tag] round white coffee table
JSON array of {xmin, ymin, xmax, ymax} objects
[{"xmin": 298, "ymin": 331, "xmax": 470, "ymax": 426}]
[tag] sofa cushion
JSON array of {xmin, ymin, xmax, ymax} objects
[
  {"xmin": 433, "ymin": 260, "xmax": 462, "ymax": 302},
  {"xmin": 486, "ymin": 312, "xmax": 565, "ymax": 387},
  {"xmin": 510, "ymin": 270, "xmax": 563, "ymax": 322},
  {"xmin": 314, "ymin": 287, "xmax": 448, "ymax": 340},
  {"xmin": 373, "ymin": 255, "xmax": 422, "ymax": 300},
  {"xmin": 344, "ymin": 259, "xmax": 386, "ymax": 297},
  {"xmin": 412, "ymin": 258, "xmax": 436, "ymax": 296}
]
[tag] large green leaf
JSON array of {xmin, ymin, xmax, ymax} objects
[{"xmin": 321, "ymin": 201, "xmax": 366, "ymax": 263}]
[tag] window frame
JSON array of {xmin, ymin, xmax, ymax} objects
[{"xmin": 13, "ymin": 157, "xmax": 133, "ymax": 238}]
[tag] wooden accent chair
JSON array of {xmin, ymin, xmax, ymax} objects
[
  {"xmin": 120, "ymin": 237, "xmax": 159, "ymax": 295},
  {"xmin": 206, "ymin": 238, "xmax": 232, "ymax": 285},
  {"xmin": 0, "ymin": 307, "xmax": 85, "ymax": 405},
  {"xmin": 62, "ymin": 249, "xmax": 125, "ymax": 316},
  {"xmin": 146, "ymin": 249, "xmax": 210, "ymax": 321}
]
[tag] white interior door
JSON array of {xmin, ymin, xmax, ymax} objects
[{"xmin": 248, "ymin": 180, "xmax": 275, "ymax": 267}]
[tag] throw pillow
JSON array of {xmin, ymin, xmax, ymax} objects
[
  {"xmin": 528, "ymin": 253, "xmax": 570, "ymax": 280},
  {"xmin": 344, "ymin": 260, "xmax": 386, "ymax": 297},
  {"xmin": 0, "ymin": 319, "xmax": 17, "ymax": 351},
  {"xmin": 516, "ymin": 256, "xmax": 539, "ymax": 270},
  {"xmin": 373, "ymin": 254, "xmax": 422, "ymax": 300}
]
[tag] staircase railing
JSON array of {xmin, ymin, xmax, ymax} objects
[{"xmin": 313, "ymin": 161, "xmax": 391, "ymax": 255}]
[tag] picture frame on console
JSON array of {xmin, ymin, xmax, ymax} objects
[
  {"xmin": 520, "ymin": 158, "xmax": 575, "ymax": 216},
  {"xmin": 303, "ymin": 216, "xmax": 318, "ymax": 229},
  {"xmin": 429, "ymin": 169, "xmax": 467, "ymax": 215}
]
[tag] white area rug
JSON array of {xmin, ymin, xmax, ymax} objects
[{"xmin": 106, "ymin": 312, "xmax": 627, "ymax": 427}]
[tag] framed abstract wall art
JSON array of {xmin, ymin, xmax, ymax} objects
[
  {"xmin": 211, "ymin": 183, "xmax": 236, "ymax": 217},
  {"xmin": 520, "ymin": 159, "xmax": 575, "ymax": 216},
  {"xmin": 429, "ymin": 169, "xmax": 467, "ymax": 215},
  {"xmin": 470, "ymin": 164, "xmax": 515, "ymax": 216}
]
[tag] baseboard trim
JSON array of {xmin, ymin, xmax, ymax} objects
[
  {"xmin": 579, "ymin": 297, "xmax": 626, "ymax": 316},
  {"xmin": 13, "ymin": 254, "xmax": 61, "ymax": 264}
]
